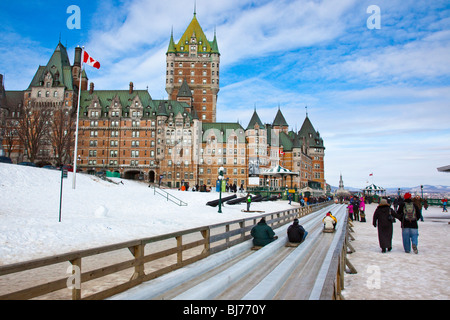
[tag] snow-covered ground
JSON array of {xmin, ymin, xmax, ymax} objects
[
  {"xmin": 1, "ymin": 162, "xmax": 449, "ymax": 300},
  {"xmin": 0, "ymin": 163, "xmax": 291, "ymax": 266},
  {"xmin": 341, "ymin": 203, "xmax": 450, "ymax": 300}
]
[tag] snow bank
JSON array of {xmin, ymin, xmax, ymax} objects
[{"xmin": 0, "ymin": 163, "xmax": 293, "ymax": 266}]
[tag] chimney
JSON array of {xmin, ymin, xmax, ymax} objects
[
  {"xmin": 89, "ymin": 82, "xmax": 94, "ymax": 94},
  {"xmin": 74, "ymin": 46, "xmax": 82, "ymax": 67},
  {"xmin": 129, "ymin": 82, "xmax": 134, "ymax": 94},
  {"xmin": 302, "ymin": 136, "xmax": 306, "ymax": 154}
]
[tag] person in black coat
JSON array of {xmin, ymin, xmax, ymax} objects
[
  {"xmin": 287, "ymin": 219, "xmax": 308, "ymax": 243},
  {"xmin": 373, "ymin": 198, "xmax": 395, "ymax": 253}
]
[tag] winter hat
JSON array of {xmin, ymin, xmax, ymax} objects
[{"xmin": 404, "ymin": 192, "xmax": 412, "ymax": 200}]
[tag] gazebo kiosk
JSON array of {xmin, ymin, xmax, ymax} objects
[
  {"xmin": 261, "ymin": 165, "xmax": 299, "ymax": 190},
  {"xmin": 362, "ymin": 183, "xmax": 386, "ymax": 200}
]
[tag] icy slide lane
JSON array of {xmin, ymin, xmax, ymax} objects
[{"xmin": 110, "ymin": 204, "xmax": 346, "ymax": 300}]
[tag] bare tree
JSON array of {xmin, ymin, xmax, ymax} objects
[
  {"xmin": 1, "ymin": 118, "xmax": 20, "ymax": 157},
  {"xmin": 50, "ymin": 107, "xmax": 76, "ymax": 165},
  {"xmin": 15, "ymin": 102, "xmax": 52, "ymax": 163}
]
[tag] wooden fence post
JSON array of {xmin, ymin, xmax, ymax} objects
[
  {"xmin": 176, "ymin": 236, "xmax": 183, "ymax": 265},
  {"xmin": 69, "ymin": 258, "xmax": 82, "ymax": 300},
  {"xmin": 129, "ymin": 244, "xmax": 145, "ymax": 281},
  {"xmin": 201, "ymin": 229, "xmax": 210, "ymax": 255}
]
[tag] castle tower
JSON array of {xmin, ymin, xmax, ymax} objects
[
  {"xmin": 165, "ymin": 11, "xmax": 220, "ymax": 122},
  {"xmin": 298, "ymin": 114, "xmax": 326, "ymax": 190}
]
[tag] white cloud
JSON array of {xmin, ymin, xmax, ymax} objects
[
  {"xmin": 321, "ymin": 31, "xmax": 450, "ymax": 84},
  {"xmin": 0, "ymin": 33, "xmax": 52, "ymax": 90}
]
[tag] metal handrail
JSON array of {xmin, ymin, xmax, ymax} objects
[{"xmin": 152, "ymin": 185, "xmax": 188, "ymax": 206}]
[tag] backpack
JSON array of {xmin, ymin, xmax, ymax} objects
[{"xmin": 403, "ymin": 202, "xmax": 416, "ymax": 222}]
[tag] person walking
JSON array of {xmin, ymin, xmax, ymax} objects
[
  {"xmin": 442, "ymin": 198, "xmax": 448, "ymax": 212},
  {"xmin": 352, "ymin": 198, "xmax": 360, "ymax": 221},
  {"xmin": 251, "ymin": 218, "xmax": 278, "ymax": 246},
  {"xmin": 372, "ymin": 198, "xmax": 395, "ymax": 253},
  {"xmin": 347, "ymin": 202, "xmax": 354, "ymax": 221},
  {"xmin": 359, "ymin": 198, "xmax": 366, "ymax": 222},
  {"xmin": 423, "ymin": 199, "xmax": 428, "ymax": 211},
  {"xmin": 287, "ymin": 218, "xmax": 308, "ymax": 243},
  {"xmin": 413, "ymin": 195, "xmax": 423, "ymax": 221},
  {"xmin": 246, "ymin": 193, "xmax": 252, "ymax": 212},
  {"xmin": 394, "ymin": 193, "xmax": 422, "ymax": 254},
  {"xmin": 393, "ymin": 197, "xmax": 399, "ymax": 212}
]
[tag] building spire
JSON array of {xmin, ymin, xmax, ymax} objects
[
  {"xmin": 305, "ymin": 105, "xmax": 308, "ymax": 117},
  {"xmin": 194, "ymin": 0, "xmax": 196, "ymax": 16}
]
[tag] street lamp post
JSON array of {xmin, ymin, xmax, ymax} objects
[{"xmin": 218, "ymin": 166, "xmax": 224, "ymax": 213}]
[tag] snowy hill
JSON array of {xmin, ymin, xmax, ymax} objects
[{"xmin": 0, "ymin": 163, "xmax": 292, "ymax": 266}]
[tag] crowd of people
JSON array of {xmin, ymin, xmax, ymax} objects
[
  {"xmin": 249, "ymin": 192, "xmax": 447, "ymax": 256},
  {"xmin": 346, "ymin": 196, "xmax": 366, "ymax": 222}
]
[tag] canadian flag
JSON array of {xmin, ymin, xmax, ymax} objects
[
  {"xmin": 279, "ymin": 149, "xmax": 285, "ymax": 155},
  {"xmin": 83, "ymin": 50, "xmax": 100, "ymax": 69},
  {"xmin": 369, "ymin": 173, "xmax": 373, "ymax": 176}
]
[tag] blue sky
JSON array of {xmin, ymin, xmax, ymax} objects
[{"xmin": 1, "ymin": 0, "xmax": 450, "ymax": 188}]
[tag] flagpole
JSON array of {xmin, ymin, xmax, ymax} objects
[{"xmin": 72, "ymin": 46, "xmax": 84, "ymax": 189}]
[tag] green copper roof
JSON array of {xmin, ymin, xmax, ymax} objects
[
  {"xmin": 202, "ymin": 122, "xmax": 245, "ymax": 143},
  {"xmin": 272, "ymin": 108, "xmax": 288, "ymax": 127},
  {"xmin": 177, "ymin": 79, "xmax": 192, "ymax": 97},
  {"xmin": 79, "ymin": 90, "xmax": 152, "ymax": 116},
  {"xmin": 167, "ymin": 14, "xmax": 219, "ymax": 54},
  {"xmin": 167, "ymin": 29, "xmax": 177, "ymax": 54},
  {"xmin": 79, "ymin": 89, "xmax": 194, "ymax": 121},
  {"xmin": 298, "ymin": 116, "xmax": 325, "ymax": 149},
  {"xmin": 246, "ymin": 110, "xmax": 264, "ymax": 130},
  {"xmin": 279, "ymin": 131, "xmax": 293, "ymax": 151},
  {"xmin": 27, "ymin": 42, "xmax": 74, "ymax": 91}
]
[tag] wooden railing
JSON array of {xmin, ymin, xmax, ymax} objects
[{"xmin": 0, "ymin": 202, "xmax": 331, "ymax": 300}]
